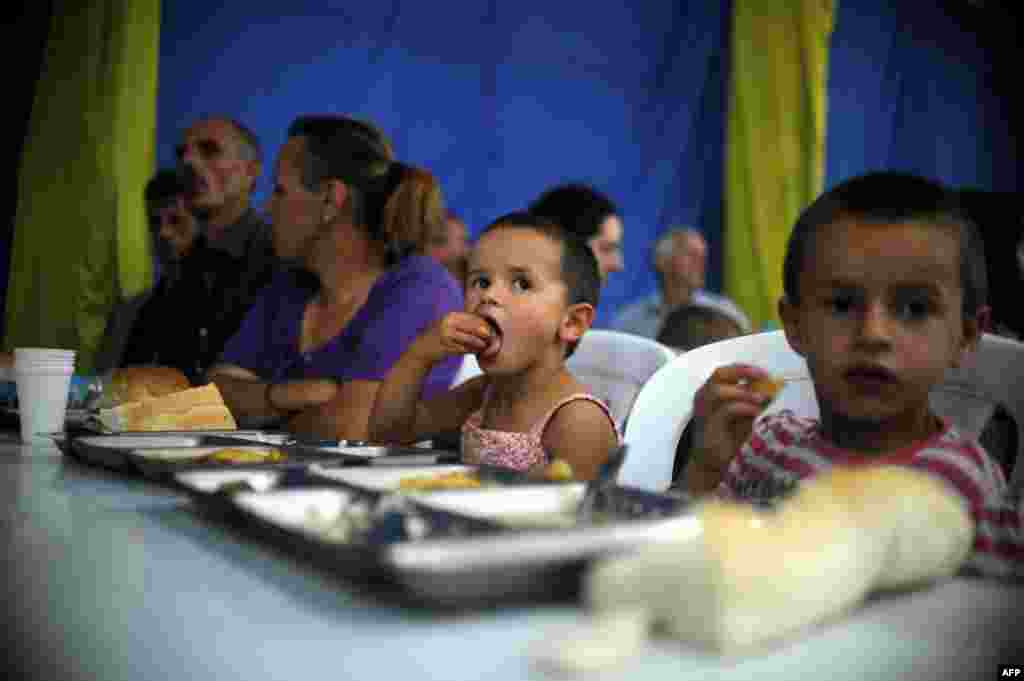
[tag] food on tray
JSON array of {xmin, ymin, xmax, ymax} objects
[
  {"xmin": 398, "ymin": 470, "xmax": 482, "ymax": 491},
  {"xmin": 540, "ymin": 459, "xmax": 575, "ymax": 482},
  {"xmin": 303, "ymin": 500, "xmax": 376, "ymax": 543},
  {"xmin": 102, "ymin": 366, "xmax": 192, "ymax": 407},
  {"xmin": 582, "ymin": 465, "xmax": 971, "ymax": 655},
  {"xmin": 97, "ymin": 382, "xmax": 237, "ymax": 432},
  {"xmin": 216, "ymin": 480, "xmax": 257, "ymax": 494},
  {"xmin": 205, "ymin": 448, "xmax": 285, "ymax": 464}
]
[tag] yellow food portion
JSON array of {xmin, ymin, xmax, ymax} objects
[
  {"xmin": 398, "ymin": 471, "xmax": 482, "ymax": 491},
  {"xmin": 542, "ymin": 459, "xmax": 575, "ymax": 482},
  {"xmin": 206, "ymin": 448, "xmax": 286, "ymax": 463}
]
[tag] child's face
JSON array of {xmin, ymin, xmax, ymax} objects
[
  {"xmin": 779, "ymin": 219, "xmax": 982, "ymax": 438},
  {"xmin": 465, "ymin": 226, "xmax": 584, "ymax": 372}
]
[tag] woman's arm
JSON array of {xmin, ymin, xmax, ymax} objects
[{"xmin": 207, "ymin": 363, "xmax": 337, "ymax": 428}]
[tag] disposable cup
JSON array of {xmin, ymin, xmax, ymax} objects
[
  {"xmin": 15, "ymin": 359, "xmax": 76, "ymax": 366},
  {"xmin": 15, "ymin": 366, "xmax": 74, "ymax": 442},
  {"xmin": 15, "ymin": 358, "xmax": 75, "ymax": 368},
  {"xmin": 14, "ymin": 348, "xmax": 76, "ymax": 375},
  {"xmin": 14, "ymin": 348, "xmax": 76, "ymax": 360}
]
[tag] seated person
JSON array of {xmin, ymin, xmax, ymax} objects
[
  {"xmin": 426, "ymin": 211, "xmax": 470, "ymax": 284},
  {"xmin": 369, "ymin": 212, "xmax": 619, "ymax": 480},
  {"xmin": 94, "ymin": 169, "xmax": 197, "ymax": 373},
  {"xmin": 678, "ymin": 172, "xmax": 1023, "ymax": 578},
  {"xmin": 120, "ymin": 119, "xmax": 279, "ymax": 383},
  {"xmin": 614, "ymin": 227, "xmax": 751, "ymax": 338},
  {"xmin": 529, "ymin": 183, "xmax": 624, "ymax": 283},
  {"xmin": 208, "ymin": 115, "xmax": 462, "ymax": 440},
  {"xmin": 656, "ymin": 303, "xmax": 745, "ymax": 354}
]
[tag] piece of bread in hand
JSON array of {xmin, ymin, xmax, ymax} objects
[
  {"xmin": 583, "ymin": 465, "xmax": 972, "ymax": 654},
  {"xmin": 102, "ymin": 366, "xmax": 192, "ymax": 407},
  {"xmin": 98, "ymin": 382, "xmax": 237, "ymax": 432},
  {"xmin": 747, "ymin": 374, "xmax": 785, "ymax": 401}
]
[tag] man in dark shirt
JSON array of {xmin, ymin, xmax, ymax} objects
[{"xmin": 121, "ymin": 117, "xmax": 277, "ymax": 383}]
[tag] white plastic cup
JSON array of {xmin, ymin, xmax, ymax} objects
[
  {"xmin": 14, "ymin": 365, "xmax": 75, "ymax": 442},
  {"xmin": 14, "ymin": 348, "xmax": 76, "ymax": 363}
]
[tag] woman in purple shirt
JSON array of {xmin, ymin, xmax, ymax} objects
[{"xmin": 208, "ymin": 115, "xmax": 462, "ymax": 439}]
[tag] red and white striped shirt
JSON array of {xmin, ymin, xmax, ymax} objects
[{"xmin": 718, "ymin": 410, "xmax": 1024, "ymax": 578}]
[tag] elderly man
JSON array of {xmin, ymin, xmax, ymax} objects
[
  {"xmin": 115, "ymin": 118, "xmax": 278, "ymax": 382},
  {"xmin": 612, "ymin": 226, "xmax": 751, "ymax": 339},
  {"xmin": 176, "ymin": 117, "xmax": 275, "ymax": 271}
]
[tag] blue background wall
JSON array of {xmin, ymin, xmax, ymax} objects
[{"xmin": 148, "ymin": 1, "xmax": 1018, "ymax": 325}]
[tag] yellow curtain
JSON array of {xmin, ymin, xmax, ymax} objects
[
  {"xmin": 725, "ymin": 0, "xmax": 834, "ymax": 330},
  {"xmin": 4, "ymin": 0, "xmax": 159, "ymax": 373}
]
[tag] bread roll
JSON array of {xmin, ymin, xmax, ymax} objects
[
  {"xmin": 98, "ymin": 382, "xmax": 237, "ymax": 432},
  {"xmin": 583, "ymin": 465, "xmax": 972, "ymax": 654},
  {"xmin": 103, "ymin": 366, "xmax": 192, "ymax": 407}
]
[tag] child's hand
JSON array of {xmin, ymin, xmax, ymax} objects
[
  {"xmin": 411, "ymin": 312, "xmax": 496, "ymax": 364},
  {"xmin": 690, "ymin": 364, "xmax": 778, "ymax": 479}
]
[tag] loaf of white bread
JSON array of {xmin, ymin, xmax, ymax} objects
[
  {"xmin": 538, "ymin": 466, "xmax": 973, "ymax": 670},
  {"xmin": 97, "ymin": 367, "xmax": 237, "ymax": 432}
]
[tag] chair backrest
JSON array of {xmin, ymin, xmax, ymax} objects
[
  {"xmin": 620, "ymin": 330, "xmax": 812, "ymax": 491},
  {"xmin": 929, "ymin": 333, "xmax": 1024, "ymax": 493},
  {"xmin": 566, "ymin": 329, "xmax": 677, "ymax": 429},
  {"xmin": 620, "ymin": 330, "xmax": 1024, "ymax": 493}
]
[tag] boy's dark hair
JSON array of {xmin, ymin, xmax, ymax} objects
[
  {"xmin": 783, "ymin": 172, "xmax": 988, "ymax": 316},
  {"xmin": 481, "ymin": 211, "xmax": 601, "ymax": 357},
  {"xmin": 657, "ymin": 304, "xmax": 744, "ymax": 352},
  {"xmin": 528, "ymin": 183, "xmax": 618, "ymax": 242}
]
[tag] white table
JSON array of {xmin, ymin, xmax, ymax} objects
[{"xmin": 1, "ymin": 432, "xmax": 1021, "ymax": 681}]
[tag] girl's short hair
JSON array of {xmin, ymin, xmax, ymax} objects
[{"xmin": 480, "ymin": 211, "xmax": 602, "ymax": 357}]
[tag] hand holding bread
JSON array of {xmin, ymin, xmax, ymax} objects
[{"xmin": 687, "ymin": 364, "xmax": 784, "ymax": 493}]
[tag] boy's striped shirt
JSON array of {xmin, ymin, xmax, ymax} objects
[{"xmin": 718, "ymin": 410, "xmax": 1024, "ymax": 578}]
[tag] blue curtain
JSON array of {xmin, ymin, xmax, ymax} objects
[
  {"xmin": 825, "ymin": 2, "xmax": 1017, "ymax": 192},
  {"xmin": 136, "ymin": 1, "xmax": 1023, "ymax": 327},
  {"xmin": 156, "ymin": 1, "xmax": 732, "ymax": 326}
]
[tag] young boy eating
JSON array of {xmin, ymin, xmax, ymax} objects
[{"xmin": 684, "ymin": 171, "xmax": 1023, "ymax": 577}]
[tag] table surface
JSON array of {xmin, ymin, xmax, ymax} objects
[{"xmin": 2, "ymin": 432, "xmax": 1022, "ymax": 681}]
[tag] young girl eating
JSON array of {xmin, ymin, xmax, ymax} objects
[{"xmin": 369, "ymin": 212, "xmax": 619, "ymax": 480}]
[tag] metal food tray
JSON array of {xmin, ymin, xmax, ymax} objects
[
  {"xmin": 286, "ymin": 442, "xmax": 460, "ymax": 467},
  {"xmin": 63, "ymin": 432, "xmax": 327, "ymax": 478},
  {"xmin": 181, "ymin": 465, "xmax": 695, "ymax": 607}
]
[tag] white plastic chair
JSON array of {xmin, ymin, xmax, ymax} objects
[
  {"xmin": 929, "ymin": 333, "xmax": 1024, "ymax": 494},
  {"xmin": 620, "ymin": 330, "xmax": 1024, "ymax": 493},
  {"xmin": 566, "ymin": 329, "xmax": 677, "ymax": 430},
  {"xmin": 620, "ymin": 331, "xmax": 813, "ymax": 491}
]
